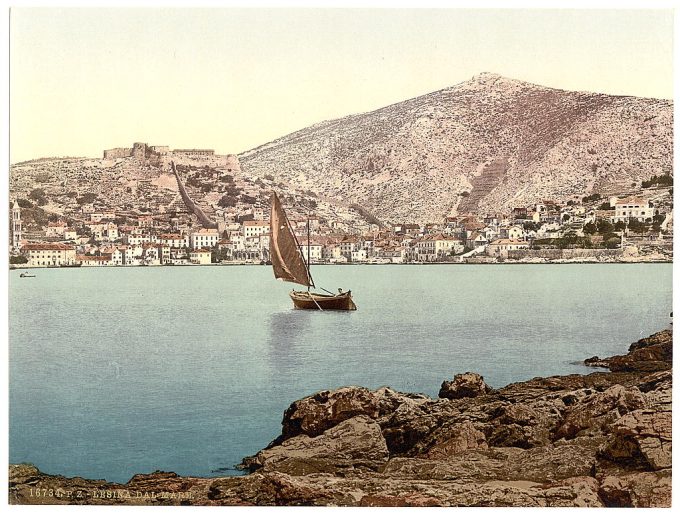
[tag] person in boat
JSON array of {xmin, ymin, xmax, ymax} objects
[{"xmin": 337, "ymin": 288, "xmax": 343, "ymax": 295}]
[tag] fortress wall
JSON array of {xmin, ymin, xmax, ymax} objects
[
  {"xmin": 507, "ymin": 248, "xmax": 623, "ymax": 260},
  {"xmin": 103, "ymin": 148, "xmax": 132, "ymax": 159}
]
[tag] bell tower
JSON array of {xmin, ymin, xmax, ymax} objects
[{"xmin": 11, "ymin": 200, "xmax": 22, "ymax": 250}]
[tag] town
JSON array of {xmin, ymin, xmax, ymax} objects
[{"xmin": 9, "ymin": 143, "xmax": 674, "ymax": 268}]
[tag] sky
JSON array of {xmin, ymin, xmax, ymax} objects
[{"xmin": 8, "ymin": 7, "xmax": 674, "ymax": 163}]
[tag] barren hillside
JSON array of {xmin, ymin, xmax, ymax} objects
[{"xmin": 239, "ymin": 73, "xmax": 673, "ymax": 223}]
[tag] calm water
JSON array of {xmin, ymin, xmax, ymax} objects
[{"xmin": 9, "ymin": 264, "xmax": 672, "ymax": 483}]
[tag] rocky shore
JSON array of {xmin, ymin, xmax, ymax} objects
[{"xmin": 9, "ymin": 329, "xmax": 672, "ymax": 507}]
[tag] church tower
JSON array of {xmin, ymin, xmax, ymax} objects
[{"xmin": 11, "ymin": 200, "xmax": 22, "ymax": 250}]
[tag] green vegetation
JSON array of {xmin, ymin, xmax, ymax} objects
[
  {"xmin": 212, "ymin": 249, "xmax": 231, "ymax": 263},
  {"xmin": 77, "ymin": 192, "xmax": 98, "ymax": 205},
  {"xmin": 598, "ymin": 202, "xmax": 614, "ymax": 211},
  {"xmin": 28, "ymin": 188, "xmax": 47, "ymax": 206},
  {"xmin": 350, "ymin": 203, "xmax": 381, "ymax": 227},
  {"xmin": 522, "ymin": 221, "xmax": 542, "ymax": 231},
  {"xmin": 641, "ymin": 174, "xmax": 673, "ymax": 188},
  {"xmin": 582, "ymin": 193, "xmax": 601, "ymax": 203},
  {"xmin": 10, "ymin": 255, "xmax": 28, "ymax": 264},
  {"xmin": 17, "ymin": 198, "xmax": 33, "ymax": 209},
  {"xmin": 218, "ymin": 195, "xmax": 237, "ymax": 208}
]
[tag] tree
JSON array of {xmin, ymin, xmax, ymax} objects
[
  {"xmin": 583, "ymin": 222, "xmax": 597, "ymax": 235},
  {"xmin": 77, "ymin": 192, "xmax": 98, "ymax": 205},
  {"xmin": 29, "ymin": 188, "xmax": 47, "ymax": 205},
  {"xmin": 218, "ymin": 195, "xmax": 237, "ymax": 208},
  {"xmin": 582, "ymin": 193, "xmax": 601, "ymax": 203},
  {"xmin": 596, "ymin": 219, "xmax": 614, "ymax": 234},
  {"xmin": 17, "ymin": 198, "xmax": 32, "ymax": 208},
  {"xmin": 627, "ymin": 219, "xmax": 647, "ymax": 234},
  {"xmin": 604, "ymin": 237, "xmax": 620, "ymax": 249},
  {"xmin": 10, "ymin": 255, "xmax": 28, "ymax": 264}
]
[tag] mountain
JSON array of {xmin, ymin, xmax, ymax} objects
[{"xmin": 238, "ymin": 73, "xmax": 673, "ymax": 224}]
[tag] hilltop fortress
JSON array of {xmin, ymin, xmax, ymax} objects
[{"xmin": 103, "ymin": 142, "xmax": 215, "ymax": 160}]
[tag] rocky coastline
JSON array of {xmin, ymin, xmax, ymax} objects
[{"xmin": 9, "ymin": 329, "xmax": 672, "ymax": 507}]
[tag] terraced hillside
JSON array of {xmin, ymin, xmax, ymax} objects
[{"xmin": 238, "ymin": 73, "xmax": 673, "ymax": 223}]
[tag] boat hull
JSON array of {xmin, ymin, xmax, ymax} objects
[{"xmin": 290, "ymin": 290, "xmax": 357, "ymax": 311}]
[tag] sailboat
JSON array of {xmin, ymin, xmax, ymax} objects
[{"xmin": 269, "ymin": 191, "xmax": 357, "ymax": 311}]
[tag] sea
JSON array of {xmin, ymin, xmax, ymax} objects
[{"xmin": 8, "ymin": 263, "xmax": 672, "ymax": 483}]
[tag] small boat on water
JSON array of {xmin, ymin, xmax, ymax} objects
[
  {"xmin": 19, "ymin": 272, "xmax": 35, "ymax": 278},
  {"xmin": 270, "ymin": 191, "xmax": 357, "ymax": 311}
]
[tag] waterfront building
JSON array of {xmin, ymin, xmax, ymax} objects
[
  {"xmin": 323, "ymin": 244, "xmax": 343, "ymax": 262},
  {"xmin": 22, "ymin": 243, "xmax": 76, "ymax": 267},
  {"xmin": 339, "ymin": 235, "xmax": 360, "ymax": 260},
  {"xmin": 351, "ymin": 248, "xmax": 368, "ymax": 262},
  {"xmin": 190, "ymin": 249, "xmax": 212, "ymax": 265},
  {"xmin": 299, "ymin": 242, "xmax": 324, "ymax": 263},
  {"xmin": 76, "ymin": 254, "xmax": 111, "ymax": 266},
  {"xmin": 486, "ymin": 239, "xmax": 530, "ymax": 258},
  {"xmin": 111, "ymin": 248, "xmax": 124, "ymax": 266}
]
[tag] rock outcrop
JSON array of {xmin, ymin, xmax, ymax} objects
[{"xmin": 9, "ymin": 329, "xmax": 672, "ymax": 507}]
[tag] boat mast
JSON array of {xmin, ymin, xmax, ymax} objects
[{"xmin": 307, "ymin": 214, "xmax": 311, "ymax": 292}]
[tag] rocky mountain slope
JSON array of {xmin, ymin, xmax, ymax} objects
[
  {"xmin": 9, "ymin": 329, "xmax": 672, "ymax": 507},
  {"xmin": 239, "ymin": 73, "xmax": 673, "ymax": 223}
]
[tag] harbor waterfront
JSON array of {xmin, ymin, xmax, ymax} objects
[{"xmin": 9, "ymin": 263, "xmax": 671, "ymax": 484}]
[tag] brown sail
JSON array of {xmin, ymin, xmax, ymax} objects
[{"xmin": 269, "ymin": 192, "xmax": 314, "ymax": 288}]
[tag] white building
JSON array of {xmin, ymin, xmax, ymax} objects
[
  {"xmin": 299, "ymin": 243, "xmax": 323, "ymax": 263},
  {"xmin": 76, "ymin": 254, "xmax": 111, "ymax": 266},
  {"xmin": 22, "ymin": 243, "xmax": 76, "ymax": 267},
  {"xmin": 190, "ymin": 249, "xmax": 212, "ymax": 265},
  {"xmin": 612, "ymin": 197, "xmax": 655, "ymax": 223},
  {"xmin": 190, "ymin": 228, "xmax": 219, "ymax": 249},
  {"xmin": 486, "ymin": 239, "xmax": 530, "ymax": 258},
  {"xmin": 243, "ymin": 220, "xmax": 270, "ymax": 238},
  {"xmin": 159, "ymin": 233, "xmax": 188, "ymax": 248},
  {"xmin": 351, "ymin": 248, "xmax": 368, "ymax": 262}
]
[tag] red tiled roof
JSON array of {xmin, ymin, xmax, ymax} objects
[
  {"xmin": 23, "ymin": 243, "xmax": 74, "ymax": 251},
  {"xmin": 76, "ymin": 255, "xmax": 111, "ymax": 261}
]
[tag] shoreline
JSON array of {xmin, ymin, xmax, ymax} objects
[
  {"xmin": 9, "ymin": 329, "xmax": 672, "ymax": 507},
  {"xmin": 8, "ymin": 258, "xmax": 674, "ymax": 271}
]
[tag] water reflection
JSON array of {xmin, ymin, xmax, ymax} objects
[{"xmin": 267, "ymin": 310, "xmax": 312, "ymax": 364}]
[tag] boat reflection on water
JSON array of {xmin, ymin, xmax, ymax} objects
[{"xmin": 266, "ymin": 310, "xmax": 312, "ymax": 372}]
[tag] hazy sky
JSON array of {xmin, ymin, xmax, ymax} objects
[{"xmin": 9, "ymin": 8, "xmax": 673, "ymax": 163}]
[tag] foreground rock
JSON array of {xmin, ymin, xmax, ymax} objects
[{"xmin": 9, "ymin": 330, "xmax": 672, "ymax": 507}]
